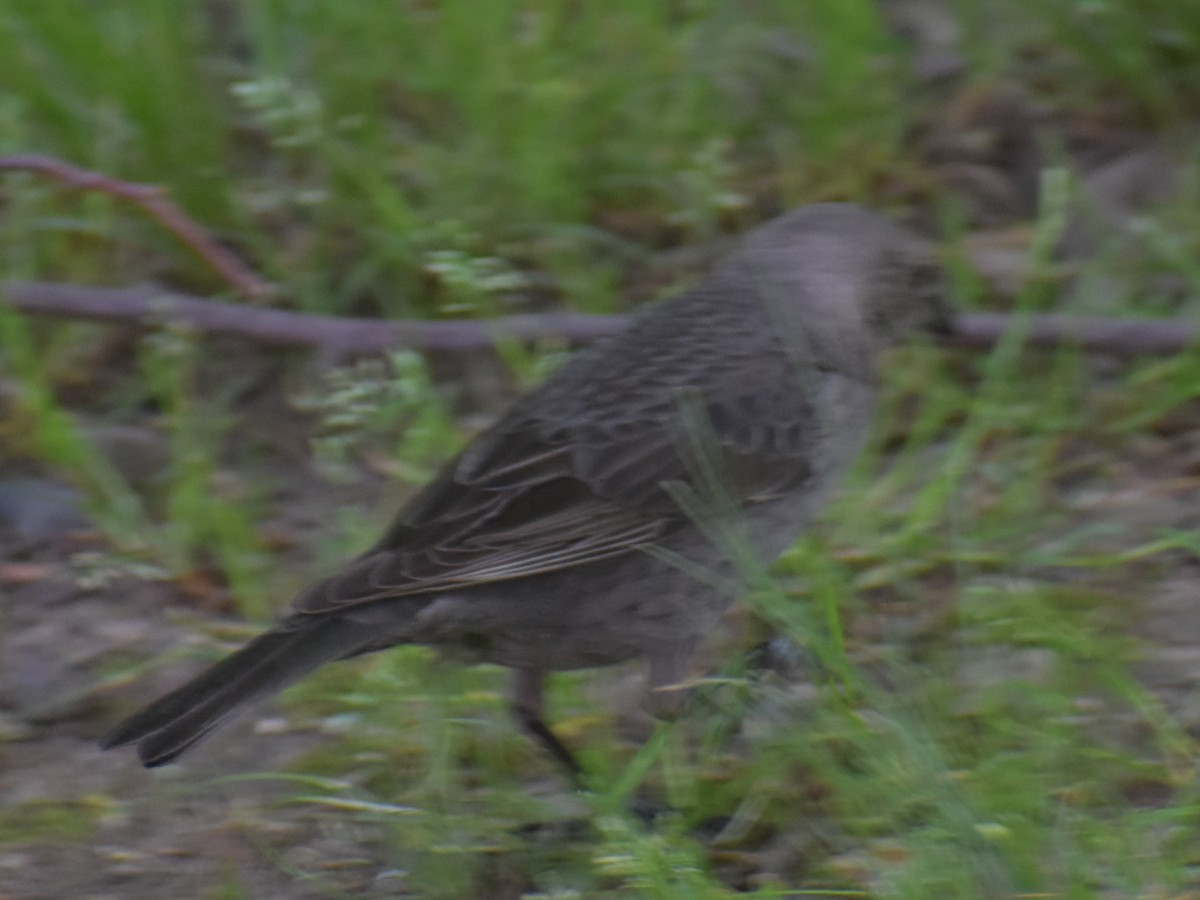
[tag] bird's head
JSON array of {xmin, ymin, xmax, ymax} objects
[{"xmin": 720, "ymin": 204, "xmax": 955, "ymax": 374}]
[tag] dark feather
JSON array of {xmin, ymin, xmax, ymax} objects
[{"xmin": 101, "ymin": 619, "xmax": 379, "ymax": 766}]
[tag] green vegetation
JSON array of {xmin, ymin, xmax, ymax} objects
[
  {"xmin": 0, "ymin": 798, "xmax": 104, "ymax": 843},
  {"xmin": 2, "ymin": 0, "xmax": 1199, "ymax": 896}
]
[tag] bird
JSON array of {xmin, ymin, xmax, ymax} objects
[{"xmin": 101, "ymin": 203, "xmax": 952, "ymax": 773}]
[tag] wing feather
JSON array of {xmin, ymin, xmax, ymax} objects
[{"xmin": 292, "ymin": 290, "xmax": 829, "ymax": 616}]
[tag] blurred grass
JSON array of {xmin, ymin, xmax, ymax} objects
[
  {"xmin": 1, "ymin": 0, "xmax": 1200, "ymax": 897},
  {"xmin": 0, "ymin": 0, "xmax": 912, "ymax": 313}
]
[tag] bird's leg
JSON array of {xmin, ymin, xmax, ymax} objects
[
  {"xmin": 510, "ymin": 668, "xmax": 584, "ymax": 783},
  {"xmin": 643, "ymin": 639, "xmax": 698, "ymax": 721}
]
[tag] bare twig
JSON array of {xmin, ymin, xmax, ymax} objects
[
  {"xmin": 1, "ymin": 279, "xmax": 1196, "ymax": 358},
  {"xmin": 3, "ymin": 155, "xmax": 1192, "ymax": 358},
  {"xmin": 0, "ymin": 280, "xmax": 623, "ymax": 352},
  {"xmin": 943, "ymin": 312, "xmax": 1198, "ymax": 357},
  {"xmin": 0, "ymin": 155, "xmax": 274, "ymax": 300}
]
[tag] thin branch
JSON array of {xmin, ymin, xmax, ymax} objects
[
  {"xmin": 0, "ymin": 280, "xmax": 623, "ymax": 352},
  {"xmin": 942, "ymin": 312, "xmax": 1198, "ymax": 357},
  {"xmin": 2, "ymin": 279, "xmax": 1196, "ymax": 358},
  {"xmin": 4, "ymin": 156, "xmax": 1193, "ymax": 358},
  {"xmin": 0, "ymin": 155, "xmax": 274, "ymax": 300}
]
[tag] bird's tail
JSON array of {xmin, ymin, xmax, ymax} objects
[{"xmin": 100, "ymin": 617, "xmax": 378, "ymax": 767}]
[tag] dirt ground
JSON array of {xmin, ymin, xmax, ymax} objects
[{"xmin": 0, "ymin": 484, "xmax": 409, "ymax": 899}]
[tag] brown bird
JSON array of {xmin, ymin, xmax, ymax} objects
[{"xmin": 101, "ymin": 204, "xmax": 951, "ymax": 772}]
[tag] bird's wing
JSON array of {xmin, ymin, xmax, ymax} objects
[{"xmin": 290, "ymin": 357, "xmax": 821, "ymax": 615}]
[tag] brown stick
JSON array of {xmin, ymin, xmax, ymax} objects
[
  {"xmin": 0, "ymin": 280, "xmax": 623, "ymax": 352},
  {"xmin": 2, "ymin": 279, "xmax": 1196, "ymax": 357},
  {"xmin": 942, "ymin": 312, "xmax": 1198, "ymax": 357},
  {"xmin": 0, "ymin": 155, "xmax": 274, "ymax": 300}
]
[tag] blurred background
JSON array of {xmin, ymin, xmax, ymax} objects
[{"xmin": 1, "ymin": 1, "xmax": 1199, "ymax": 896}]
